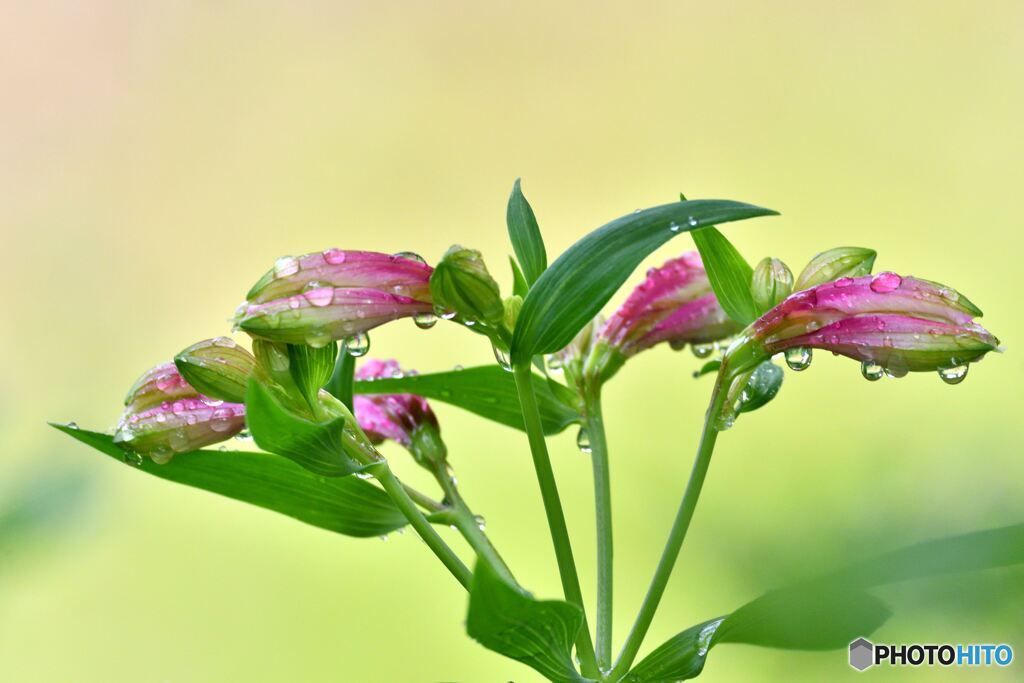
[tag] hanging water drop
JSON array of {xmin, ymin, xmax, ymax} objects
[
  {"xmin": 413, "ymin": 311, "xmax": 437, "ymax": 329},
  {"xmin": 150, "ymin": 445, "xmax": 174, "ymax": 465},
  {"xmin": 379, "ymin": 534, "xmax": 389, "ymax": 542},
  {"xmin": 869, "ymin": 271, "xmax": 903, "ymax": 293},
  {"xmin": 784, "ymin": 347, "xmax": 812, "ymax": 371},
  {"xmin": 345, "ymin": 332, "xmax": 370, "ymax": 357},
  {"xmin": 122, "ymin": 450, "xmax": 144, "ymax": 468},
  {"xmin": 938, "ymin": 364, "xmax": 968, "ymax": 385},
  {"xmin": 860, "ymin": 360, "xmax": 884, "ymax": 381},
  {"xmin": 691, "ymin": 342, "xmax": 715, "ymax": 359},
  {"xmin": 576, "ymin": 427, "xmax": 592, "ymax": 454},
  {"xmin": 492, "ymin": 343, "xmax": 511, "ymax": 371}
]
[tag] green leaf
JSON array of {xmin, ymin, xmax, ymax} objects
[
  {"xmin": 354, "ymin": 366, "xmax": 579, "ymax": 435},
  {"xmin": 52, "ymin": 425, "xmax": 406, "ymax": 537},
  {"xmin": 692, "ymin": 360, "xmax": 721, "ymax": 379},
  {"xmin": 246, "ymin": 377, "xmax": 364, "ymax": 477},
  {"xmin": 736, "ymin": 361, "xmax": 783, "ymax": 414},
  {"xmin": 691, "ymin": 226, "xmax": 759, "ymax": 325},
  {"xmin": 624, "ymin": 618, "xmax": 722, "ymax": 682},
  {"xmin": 509, "ymin": 256, "xmax": 529, "ymax": 298},
  {"xmin": 288, "ymin": 342, "xmax": 338, "ymax": 409},
  {"xmin": 511, "ymin": 199, "xmax": 777, "ymax": 363},
  {"xmin": 466, "ymin": 559, "xmax": 587, "ymax": 683},
  {"xmin": 325, "ymin": 349, "xmax": 356, "ymax": 411},
  {"xmin": 506, "ymin": 178, "xmax": 547, "ymax": 285}
]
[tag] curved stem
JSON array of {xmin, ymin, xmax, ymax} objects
[
  {"xmin": 584, "ymin": 391, "xmax": 614, "ymax": 672},
  {"xmin": 373, "ymin": 464, "xmax": 472, "ymax": 589},
  {"xmin": 610, "ymin": 372, "xmax": 729, "ymax": 680},
  {"xmin": 512, "ymin": 363, "xmax": 599, "ymax": 678}
]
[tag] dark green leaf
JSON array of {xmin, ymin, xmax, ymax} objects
[
  {"xmin": 506, "ymin": 178, "xmax": 547, "ymax": 285},
  {"xmin": 691, "ymin": 227, "xmax": 758, "ymax": 325},
  {"xmin": 510, "ymin": 256, "xmax": 529, "ymax": 298},
  {"xmin": 246, "ymin": 377, "xmax": 363, "ymax": 477},
  {"xmin": 326, "ymin": 349, "xmax": 356, "ymax": 411},
  {"xmin": 467, "ymin": 559, "xmax": 586, "ymax": 683},
  {"xmin": 511, "ymin": 200, "xmax": 777, "ymax": 363},
  {"xmin": 288, "ymin": 342, "xmax": 338, "ymax": 409},
  {"xmin": 692, "ymin": 360, "xmax": 722, "ymax": 379},
  {"xmin": 624, "ymin": 618, "xmax": 723, "ymax": 682},
  {"xmin": 736, "ymin": 361, "xmax": 783, "ymax": 414},
  {"xmin": 354, "ymin": 365, "xmax": 579, "ymax": 435},
  {"xmin": 52, "ymin": 425, "xmax": 406, "ymax": 537}
]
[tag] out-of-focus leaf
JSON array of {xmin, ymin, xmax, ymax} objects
[
  {"xmin": 0, "ymin": 467, "xmax": 92, "ymax": 553},
  {"xmin": 506, "ymin": 178, "xmax": 547, "ymax": 286},
  {"xmin": 246, "ymin": 377, "xmax": 363, "ymax": 477},
  {"xmin": 692, "ymin": 360, "xmax": 722, "ymax": 379},
  {"xmin": 466, "ymin": 559, "xmax": 586, "ymax": 683},
  {"xmin": 511, "ymin": 200, "xmax": 776, "ymax": 363},
  {"xmin": 691, "ymin": 227, "xmax": 758, "ymax": 325},
  {"xmin": 354, "ymin": 366, "xmax": 579, "ymax": 435},
  {"xmin": 52, "ymin": 425, "xmax": 406, "ymax": 537}
]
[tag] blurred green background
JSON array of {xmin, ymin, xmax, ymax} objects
[{"xmin": 3, "ymin": 1, "xmax": 1022, "ymax": 680}]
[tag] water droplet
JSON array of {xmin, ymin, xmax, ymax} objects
[
  {"xmin": 322, "ymin": 248, "xmax": 347, "ymax": 264},
  {"xmin": 784, "ymin": 347, "xmax": 812, "ymax": 371},
  {"xmin": 413, "ymin": 311, "xmax": 437, "ymax": 329},
  {"xmin": 122, "ymin": 450, "xmax": 144, "ymax": 467},
  {"xmin": 273, "ymin": 255, "xmax": 299, "ymax": 278},
  {"xmin": 433, "ymin": 304, "xmax": 457, "ymax": 320},
  {"xmin": 547, "ymin": 355, "xmax": 563, "ymax": 371},
  {"xmin": 938, "ymin": 364, "xmax": 968, "ymax": 385},
  {"xmin": 393, "ymin": 251, "xmax": 426, "ymax": 265},
  {"xmin": 379, "ymin": 534, "xmax": 389, "ymax": 542},
  {"xmin": 697, "ymin": 618, "xmax": 724, "ymax": 657},
  {"xmin": 668, "ymin": 221, "xmax": 681, "ymax": 233},
  {"xmin": 576, "ymin": 427, "xmax": 592, "ymax": 454},
  {"xmin": 210, "ymin": 407, "xmax": 237, "ymax": 432},
  {"xmin": 492, "ymin": 343, "xmax": 511, "ymax": 371},
  {"xmin": 66, "ymin": 421, "xmax": 79, "ymax": 430},
  {"xmin": 234, "ymin": 429, "xmax": 252, "ymax": 442},
  {"xmin": 453, "ymin": 364, "xmax": 464, "ymax": 371},
  {"xmin": 869, "ymin": 271, "xmax": 902, "ymax": 293},
  {"xmin": 474, "ymin": 514, "xmax": 486, "ymax": 531},
  {"xmin": 303, "ymin": 286, "xmax": 334, "ymax": 307},
  {"xmin": 345, "ymin": 332, "xmax": 370, "ymax": 357},
  {"xmin": 150, "ymin": 445, "xmax": 174, "ymax": 465},
  {"xmin": 355, "ymin": 472, "xmax": 373, "ymax": 480},
  {"xmin": 305, "ymin": 328, "xmax": 333, "ymax": 348},
  {"xmin": 691, "ymin": 342, "xmax": 715, "ymax": 359},
  {"xmin": 687, "ymin": 216, "xmax": 699, "ymax": 227},
  {"xmin": 860, "ymin": 360, "xmax": 884, "ymax": 381},
  {"xmin": 834, "ymin": 276, "xmax": 854, "ymax": 288}
]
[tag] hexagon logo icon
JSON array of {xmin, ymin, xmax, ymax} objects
[{"xmin": 849, "ymin": 637, "xmax": 875, "ymax": 671}]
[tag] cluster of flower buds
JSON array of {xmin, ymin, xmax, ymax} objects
[
  {"xmin": 353, "ymin": 359, "xmax": 446, "ymax": 467},
  {"xmin": 114, "ymin": 340, "xmax": 256, "ymax": 463},
  {"xmin": 234, "ymin": 250, "xmax": 435, "ymax": 348}
]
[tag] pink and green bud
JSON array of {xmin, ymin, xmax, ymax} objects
[
  {"xmin": 793, "ymin": 246, "xmax": 877, "ymax": 291},
  {"xmin": 236, "ymin": 250, "xmax": 434, "ymax": 346},
  {"xmin": 750, "ymin": 257, "xmax": 794, "ymax": 313},
  {"xmin": 124, "ymin": 362, "xmax": 196, "ymax": 414},
  {"xmin": 730, "ymin": 272, "xmax": 999, "ymax": 379},
  {"xmin": 429, "ymin": 246, "xmax": 504, "ymax": 325},
  {"xmin": 114, "ymin": 398, "xmax": 246, "ymax": 464},
  {"xmin": 353, "ymin": 359, "xmax": 445, "ymax": 466},
  {"xmin": 174, "ymin": 337, "xmax": 256, "ymax": 405}
]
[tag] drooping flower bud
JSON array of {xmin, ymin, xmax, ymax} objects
[
  {"xmin": 353, "ymin": 359, "xmax": 445, "ymax": 466},
  {"xmin": 429, "ymin": 246, "xmax": 504, "ymax": 325},
  {"xmin": 729, "ymin": 272, "xmax": 1000, "ymax": 381},
  {"xmin": 123, "ymin": 362, "xmax": 196, "ymax": 414},
  {"xmin": 793, "ymin": 246, "xmax": 877, "ymax": 291},
  {"xmin": 114, "ymin": 398, "xmax": 246, "ymax": 464},
  {"xmin": 235, "ymin": 250, "xmax": 434, "ymax": 346},
  {"xmin": 174, "ymin": 337, "xmax": 256, "ymax": 404},
  {"xmin": 750, "ymin": 257, "xmax": 794, "ymax": 313}
]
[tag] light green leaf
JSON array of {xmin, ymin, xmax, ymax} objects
[
  {"xmin": 467, "ymin": 559, "xmax": 587, "ymax": 683},
  {"xmin": 511, "ymin": 200, "xmax": 777, "ymax": 363},
  {"xmin": 354, "ymin": 365, "xmax": 579, "ymax": 435},
  {"xmin": 288, "ymin": 342, "xmax": 338, "ymax": 409},
  {"xmin": 506, "ymin": 178, "xmax": 547, "ymax": 285},
  {"xmin": 52, "ymin": 425, "xmax": 406, "ymax": 537},
  {"xmin": 325, "ymin": 349, "xmax": 356, "ymax": 411},
  {"xmin": 691, "ymin": 227, "xmax": 758, "ymax": 325},
  {"xmin": 623, "ymin": 618, "xmax": 722, "ymax": 683}
]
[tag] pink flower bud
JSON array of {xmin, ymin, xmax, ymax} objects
[
  {"xmin": 114, "ymin": 397, "xmax": 246, "ymax": 464},
  {"xmin": 353, "ymin": 359, "xmax": 444, "ymax": 464},
  {"xmin": 236, "ymin": 251, "xmax": 434, "ymax": 346},
  {"xmin": 734, "ymin": 272, "xmax": 1000, "ymax": 379},
  {"xmin": 123, "ymin": 362, "xmax": 197, "ymax": 414}
]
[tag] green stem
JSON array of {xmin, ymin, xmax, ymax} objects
[
  {"xmin": 584, "ymin": 391, "xmax": 614, "ymax": 672},
  {"xmin": 610, "ymin": 373, "xmax": 729, "ymax": 680},
  {"xmin": 373, "ymin": 464, "xmax": 472, "ymax": 589},
  {"xmin": 513, "ymin": 363, "xmax": 600, "ymax": 678},
  {"xmin": 434, "ymin": 465, "xmax": 517, "ymax": 586}
]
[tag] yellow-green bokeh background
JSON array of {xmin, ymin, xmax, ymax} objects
[{"xmin": 3, "ymin": 1, "xmax": 1022, "ymax": 680}]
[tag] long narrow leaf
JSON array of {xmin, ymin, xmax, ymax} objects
[
  {"xmin": 52, "ymin": 425, "xmax": 407, "ymax": 537},
  {"xmin": 511, "ymin": 199, "xmax": 777, "ymax": 363},
  {"xmin": 506, "ymin": 178, "xmax": 547, "ymax": 285}
]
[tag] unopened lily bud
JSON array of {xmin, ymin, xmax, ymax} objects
[
  {"xmin": 751, "ymin": 257, "xmax": 793, "ymax": 313},
  {"xmin": 236, "ymin": 250, "xmax": 434, "ymax": 346},
  {"xmin": 793, "ymin": 246, "xmax": 877, "ymax": 291},
  {"xmin": 114, "ymin": 398, "xmax": 246, "ymax": 464},
  {"xmin": 174, "ymin": 337, "xmax": 255, "ymax": 404},
  {"xmin": 730, "ymin": 272, "xmax": 1000, "ymax": 381},
  {"xmin": 429, "ymin": 246, "xmax": 504, "ymax": 325},
  {"xmin": 124, "ymin": 362, "xmax": 196, "ymax": 414},
  {"xmin": 353, "ymin": 359, "xmax": 445, "ymax": 467}
]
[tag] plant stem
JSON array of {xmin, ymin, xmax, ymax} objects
[
  {"xmin": 433, "ymin": 464, "xmax": 517, "ymax": 586},
  {"xmin": 610, "ymin": 373, "xmax": 729, "ymax": 680},
  {"xmin": 584, "ymin": 391, "xmax": 614, "ymax": 672},
  {"xmin": 373, "ymin": 464, "xmax": 472, "ymax": 589},
  {"xmin": 512, "ymin": 363, "xmax": 599, "ymax": 678}
]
